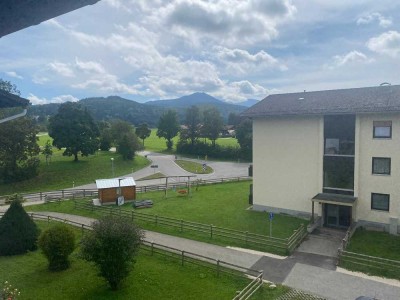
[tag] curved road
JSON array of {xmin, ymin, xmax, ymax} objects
[{"xmin": 77, "ymin": 151, "xmax": 250, "ymax": 189}]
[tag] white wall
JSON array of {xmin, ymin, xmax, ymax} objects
[
  {"xmin": 252, "ymin": 116, "xmax": 323, "ymax": 216},
  {"xmin": 356, "ymin": 113, "xmax": 400, "ymax": 226}
]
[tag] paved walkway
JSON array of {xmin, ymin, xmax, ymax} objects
[{"xmin": 29, "ymin": 211, "xmax": 400, "ymax": 300}]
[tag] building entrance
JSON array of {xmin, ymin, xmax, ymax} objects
[{"xmin": 324, "ymin": 204, "xmax": 351, "ymax": 228}]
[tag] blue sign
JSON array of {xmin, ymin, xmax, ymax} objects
[{"xmin": 269, "ymin": 212, "xmax": 274, "ymax": 220}]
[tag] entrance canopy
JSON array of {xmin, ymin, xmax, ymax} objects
[{"xmin": 312, "ymin": 193, "xmax": 357, "ymax": 207}]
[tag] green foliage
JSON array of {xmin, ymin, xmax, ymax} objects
[
  {"xmin": 4, "ymin": 194, "xmax": 25, "ymax": 205},
  {"xmin": 202, "ymin": 107, "xmax": 224, "ymax": 146},
  {"xmin": 80, "ymin": 216, "xmax": 143, "ymax": 290},
  {"xmin": 184, "ymin": 105, "xmax": 201, "ymax": 146},
  {"xmin": 38, "ymin": 224, "xmax": 75, "ymax": 271},
  {"xmin": 41, "ymin": 140, "xmax": 53, "ymax": 165},
  {"xmin": 0, "ymin": 78, "xmax": 20, "ymax": 95},
  {"xmin": 98, "ymin": 121, "xmax": 112, "ymax": 151},
  {"xmin": 110, "ymin": 120, "xmax": 141, "ymax": 160},
  {"xmin": 157, "ymin": 110, "xmax": 180, "ymax": 150},
  {"xmin": 1, "ymin": 281, "xmax": 20, "ymax": 300},
  {"xmin": 176, "ymin": 140, "xmax": 242, "ymax": 161},
  {"xmin": 228, "ymin": 112, "xmax": 243, "ymax": 127},
  {"xmin": 0, "ymin": 199, "xmax": 39, "ymax": 256},
  {"xmin": 135, "ymin": 123, "xmax": 151, "ymax": 147},
  {"xmin": 0, "ymin": 118, "xmax": 40, "ymax": 183},
  {"xmin": 48, "ymin": 102, "xmax": 99, "ymax": 162},
  {"xmin": 174, "ymin": 160, "xmax": 213, "ymax": 174},
  {"xmin": 235, "ymin": 118, "xmax": 253, "ymax": 161}
]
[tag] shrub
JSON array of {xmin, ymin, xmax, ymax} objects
[
  {"xmin": 4, "ymin": 194, "xmax": 25, "ymax": 205},
  {"xmin": 0, "ymin": 199, "xmax": 39, "ymax": 256},
  {"xmin": 80, "ymin": 216, "xmax": 143, "ymax": 290},
  {"xmin": 1, "ymin": 281, "xmax": 20, "ymax": 300},
  {"xmin": 38, "ymin": 224, "xmax": 75, "ymax": 271}
]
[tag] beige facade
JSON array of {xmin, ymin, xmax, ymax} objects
[
  {"xmin": 356, "ymin": 113, "xmax": 400, "ymax": 231},
  {"xmin": 252, "ymin": 113, "xmax": 400, "ymax": 233},
  {"xmin": 253, "ymin": 115, "xmax": 324, "ymax": 217}
]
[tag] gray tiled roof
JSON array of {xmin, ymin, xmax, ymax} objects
[{"xmin": 242, "ymin": 85, "xmax": 400, "ymax": 117}]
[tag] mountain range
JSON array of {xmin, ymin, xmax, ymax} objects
[{"xmin": 28, "ymin": 92, "xmax": 257, "ymax": 127}]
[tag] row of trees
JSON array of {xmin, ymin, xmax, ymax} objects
[{"xmin": 156, "ymin": 105, "xmax": 252, "ymax": 160}]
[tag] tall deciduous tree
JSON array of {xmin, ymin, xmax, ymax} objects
[
  {"xmin": 135, "ymin": 123, "xmax": 151, "ymax": 147},
  {"xmin": 0, "ymin": 78, "xmax": 20, "ymax": 96},
  {"xmin": 202, "ymin": 107, "xmax": 224, "ymax": 147},
  {"xmin": 48, "ymin": 102, "xmax": 99, "ymax": 162},
  {"xmin": 184, "ymin": 105, "xmax": 201, "ymax": 146},
  {"xmin": 236, "ymin": 118, "xmax": 253, "ymax": 159},
  {"xmin": 42, "ymin": 140, "xmax": 53, "ymax": 165},
  {"xmin": 110, "ymin": 120, "xmax": 140, "ymax": 160},
  {"xmin": 0, "ymin": 118, "xmax": 40, "ymax": 183},
  {"xmin": 157, "ymin": 110, "xmax": 180, "ymax": 150}
]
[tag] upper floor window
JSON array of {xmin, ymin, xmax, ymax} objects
[
  {"xmin": 373, "ymin": 121, "xmax": 392, "ymax": 138},
  {"xmin": 371, "ymin": 193, "xmax": 390, "ymax": 211},
  {"xmin": 372, "ymin": 157, "xmax": 391, "ymax": 175}
]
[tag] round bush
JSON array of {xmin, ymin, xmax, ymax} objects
[{"xmin": 38, "ymin": 224, "xmax": 75, "ymax": 271}]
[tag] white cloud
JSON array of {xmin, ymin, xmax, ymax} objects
[
  {"xmin": 5, "ymin": 71, "xmax": 23, "ymax": 79},
  {"xmin": 157, "ymin": 0, "xmax": 296, "ymax": 46},
  {"xmin": 214, "ymin": 47, "xmax": 287, "ymax": 73},
  {"xmin": 326, "ymin": 51, "xmax": 373, "ymax": 69},
  {"xmin": 367, "ymin": 31, "xmax": 400, "ymax": 57},
  {"xmin": 48, "ymin": 62, "xmax": 75, "ymax": 77},
  {"xmin": 214, "ymin": 80, "xmax": 269, "ymax": 102},
  {"xmin": 32, "ymin": 75, "xmax": 49, "ymax": 84},
  {"xmin": 27, "ymin": 93, "xmax": 79, "ymax": 105},
  {"xmin": 357, "ymin": 12, "xmax": 392, "ymax": 28}
]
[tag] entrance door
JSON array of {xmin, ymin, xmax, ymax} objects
[{"xmin": 324, "ymin": 204, "xmax": 351, "ymax": 228}]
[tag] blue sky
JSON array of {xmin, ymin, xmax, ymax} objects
[{"xmin": 0, "ymin": 0, "xmax": 399, "ymax": 105}]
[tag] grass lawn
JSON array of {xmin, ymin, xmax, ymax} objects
[
  {"xmin": 0, "ymin": 220, "xmax": 288, "ymax": 300},
  {"xmin": 340, "ymin": 227, "xmax": 400, "ymax": 279},
  {"xmin": 27, "ymin": 182, "xmax": 307, "ymax": 254},
  {"xmin": 175, "ymin": 159, "xmax": 213, "ymax": 174},
  {"xmin": 0, "ymin": 150, "xmax": 149, "ymax": 196},
  {"xmin": 137, "ymin": 172, "xmax": 166, "ymax": 181}
]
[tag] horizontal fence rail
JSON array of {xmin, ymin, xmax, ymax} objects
[
  {"xmin": 0, "ymin": 212, "xmax": 264, "ymax": 300},
  {"xmin": 0, "ymin": 176, "xmax": 252, "ymax": 204},
  {"xmin": 73, "ymin": 200, "xmax": 305, "ymax": 254}
]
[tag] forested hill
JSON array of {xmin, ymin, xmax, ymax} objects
[
  {"xmin": 147, "ymin": 92, "xmax": 246, "ymax": 120},
  {"xmin": 28, "ymin": 93, "xmax": 248, "ymax": 126}
]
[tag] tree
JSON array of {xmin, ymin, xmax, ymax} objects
[
  {"xmin": 110, "ymin": 120, "xmax": 140, "ymax": 160},
  {"xmin": 98, "ymin": 121, "xmax": 112, "ymax": 151},
  {"xmin": 42, "ymin": 140, "xmax": 53, "ymax": 165},
  {"xmin": 48, "ymin": 102, "xmax": 99, "ymax": 162},
  {"xmin": 202, "ymin": 107, "xmax": 224, "ymax": 147},
  {"xmin": 185, "ymin": 105, "xmax": 201, "ymax": 146},
  {"xmin": 80, "ymin": 216, "xmax": 143, "ymax": 290},
  {"xmin": 135, "ymin": 123, "xmax": 151, "ymax": 147},
  {"xmin": 157, "ymin": 110, "xmax": 180, "ymax": 150},
  {"xmin": 0, "ymin": 78, "xmax": 20, "ymax": 95},
  {"xmin": 236, "ymin": 118, "xmax": 253, "ymax": 159},
  {"xmin": 228, "ymin": 112, "xmax": 242, "ymax": 127},
  {"xmin": 38, "ymin": 224, "xmax": 75, "ymax": 271},
  {"xmin": 0, "ymin": 197, "xmax": 39, "ymax": 256},
  {"xmin": 0, "ymin": 117, "xmax": 40, "ymax": 183}
]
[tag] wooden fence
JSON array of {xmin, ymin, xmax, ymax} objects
[
  {"xmin": 0, "ymin": 176, "xmax": 251, "ymax": 204},
  {"xmin": 74, "ymin": 200, "xmax": 307, "ymax": 255},
  {"xmin": 337, "ymin": 223, "xmax": 400, "ymax": 279},
  {"xmin": 0, "ymin": 212, "xmax": 264, "ymax": 300}
]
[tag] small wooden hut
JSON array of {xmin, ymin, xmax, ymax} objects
[{"xmin": 95, "ymin": 177, "xmax": 136, "ymax": 205}]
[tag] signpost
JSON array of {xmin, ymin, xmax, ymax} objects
[
  {"xmin": 151, "ymin": 164, "xmax": 158, "ymax": 173},
  {"xmin": 269, "ymin": 212, "xmax": 274, "ymax": 237}
]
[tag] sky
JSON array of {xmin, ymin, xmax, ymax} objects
[{"xmin": 0, "ymin": 0, "xmax": 399, "ymax": 105}]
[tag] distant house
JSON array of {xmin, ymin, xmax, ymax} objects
[
  {"xmin": 95, "ymin": 177, "xmax": 136, "ymax": 205},
  {"xmin": 220, "ymin": 125, "xmax": 235, "ymax": 137},
  {"xmin": 242, "ymin": 84, "xmax": 400, "ymax": 234}
]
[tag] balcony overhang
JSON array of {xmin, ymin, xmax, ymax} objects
[{"xmin": 312, "ymin": 193, "xmax": 357, "ymax": 207}]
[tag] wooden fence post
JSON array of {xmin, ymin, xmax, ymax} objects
[
  {"xmin": 151, "ymin": 242, "xmax": 154, "ymax": 256},
  {"xmin": 245, "ymin": 231, "xmax": 248, "ymax": 245},
  {"xmin": 216, "ymin": 259, "xmax": 220, "ymax": 277},
  {"xmin": 180, "ymin": 219, "xmax": 183, "ymax": 232},
  {"xmin": 210, "ymin": 224, "xmax": 213, "ymax": 239},
  {"xmin": 155, "ymin": 215, "xmax": 158, "ymax": 226},
  {"xmin": 131, "ymin": 211, "xmax": 134, "ymax": 221},
  {"xmin": 181, "ymin": 251, "xmax": 185, "ymax": 266}
]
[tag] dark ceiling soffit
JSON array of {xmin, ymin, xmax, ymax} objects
[
  {"xmin": 0, "ymin": 0, "xmax": 101, "ymax": 38},
  {"xmin": 0, "ymin": 90, "xmax": 30, "ymax": 108}
]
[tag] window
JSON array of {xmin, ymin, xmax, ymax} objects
[
  {"xmin": 372, "ymin": 157, "xmax": 391, "ymax": 175},
  {"xmin": 373, "ymin": 121, "xmax": 392, "ymax": 138},
  {"xmin": 371, "ymin": 193, "xmax": 390, "ymax": 211}
]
